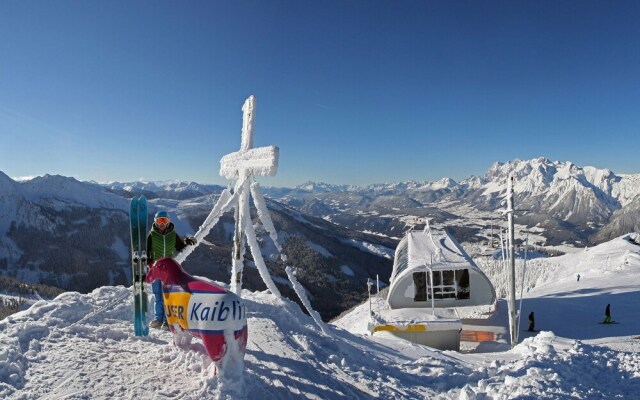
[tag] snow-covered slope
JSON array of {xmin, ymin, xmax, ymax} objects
[
  {"xmin": 2, "ymin": 234, "xmax": 639, "ymax": 399},
  {"xmin": 0, "ymin": 172, "xmax": 22, "ymax": 234},
  {"xmin": 0, "ymin": 174, "xmax": 132, "ymax": 291},
  {"xmin": 593, "ymin": 195, "xmax": 640, "ymax": 243},
  {"xmin": 0, "ymin": 173, "xmax": 127, "ymax": 235},
  {"xmin": 20, "ymin": 175, "xmax": 127, "ymax": 210}
]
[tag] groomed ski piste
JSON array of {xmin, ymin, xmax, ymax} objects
[{"xmin": 1, "ymin": 234, "xmax": 639, "ymax": 399}]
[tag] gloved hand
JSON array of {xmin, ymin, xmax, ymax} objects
[{"xmin": 185, "ymin": 236, "xmax": 197, "ymax": 246}]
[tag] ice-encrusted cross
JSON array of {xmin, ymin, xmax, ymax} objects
[{"xmin": 219, "ymin": 96, "xmax": 279, "ymax": 180}]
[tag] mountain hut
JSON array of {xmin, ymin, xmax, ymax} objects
[{"xmin": 369, "ymin": 227, "xmax": 496, "ymax": 351}]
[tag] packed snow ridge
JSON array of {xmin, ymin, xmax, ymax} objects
[{"xmin": 1, "ymin": 234, "xmax": 639, "ymax": 399}]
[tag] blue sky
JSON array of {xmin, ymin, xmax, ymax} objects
[{"xmin": 1, "ymin": 1, "xmax": 639, "ymax": 186}]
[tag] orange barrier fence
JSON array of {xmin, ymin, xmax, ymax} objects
[{"xmin": 460, "ymin": 330, "xmax": 496, "ymax": 342}]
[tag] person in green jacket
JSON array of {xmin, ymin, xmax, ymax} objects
[{"xmin": 146, "ymin": 210, "xmax": 196, "ymax": 330}]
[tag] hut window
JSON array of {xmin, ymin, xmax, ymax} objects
[
  {"xmin": 434, "ymin": 270, "xmax": 456, "ymax": 299},
  {"xmin": 428, "ymin": 270, "xmax": 451, "ymax": 299},
  {"xmin": 412, "ymin": 269, "xmax": 471, "ymax": 301},
  {"xmin": 413, "ymin": 272, "xmax": 428, "ymax": 301},
  {"xmin": 443, "ymin": 270, "xmax": 455, "ymax": 285},
  {"xmin": 455, "ymin": 269, "xmax": 470, "ymax": 299},
  {"xmin": 432, "ymin": 271, "xmax": 441, "ymax": 287}
]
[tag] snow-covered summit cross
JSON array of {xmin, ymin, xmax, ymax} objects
[
  {"xmin": 219, "ymin": 96, "xmax": 279, "ymax": 181},
  {"xmin": 219, "ymin": 96, "xmax": 282, "ymax": 297},
  {"xmin": 177, "ymin": 96, "xmax": 281, "ymax": 297},
  {"xmin": 175, "ymin": 96, "xmax": 329, "ymax": 335}
]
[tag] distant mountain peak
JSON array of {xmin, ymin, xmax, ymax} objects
[
  {"xmin": 482, "ymin": 157, "xmax": 619, "ymax": 185},
  {"xmin": 0, "ymin": 171, "xmax": 17, "ymax": 188},
  {"xmin": 295, "ymin": 181, "xmax": 348, "ymax": 192},
  {"xmin": 433, "ymin": 177, "xmax": 458, "ymax": 189}
]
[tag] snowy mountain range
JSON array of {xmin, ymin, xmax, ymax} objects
[
  {"xmin": 264, "ymin": 157, "xmax": 640, "ymax": 246},
  {"xmin": 0, "ymin": 171, "xmax": 394, "ymax": 320},
  {"xmin": 1, "ymin": 157, "xmax": 638, "ymax": 317},
  {"xmin": 0, "ymin": 172, "xmax": 130, "ymax": 292},
  {"xmin": 102, "ymin": 180, "xmax": 224, "ymax": 200}
]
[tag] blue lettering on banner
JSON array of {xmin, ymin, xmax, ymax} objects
[
  {"xmin": 200, "ymin": 306, "xmax": 211, "ymax": 321},
  {"xmin": 189, "ymin": 300, "xmax": 246, "ymax": 323},
  {"xmin": 218, "ymin": 301, "xmax": 229, "ymax": 321},
  {"xmin": 166, "ymin": 305, "xmax": 185, "ymax": 319},
  {"xmin": 211, "ymin": 301, "xmax": 219, "ymax": 321},
  {"xmin": 191, "ymin": 302, "xmax": 201, "ymax": 321}
]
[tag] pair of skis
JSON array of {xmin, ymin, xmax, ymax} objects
[{"xmin": 129, "ymin": 196, "xmax": 149, "ymax": 336}]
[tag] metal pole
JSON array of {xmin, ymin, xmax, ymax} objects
[
  {"xmin": 230, "ymin": 179, "xmax": 248, "ymax": 295},
  {"xmin": 231, "ymin": 199, "xmax": 243, "ymax": 286},
  {"xmin": 516, "ymin": 235, "xmax": 529, "ymax": 342},
  {"xmin": 490, "ymin": 219, "xmax": 494, "ymax": 248},
  {"xmin": 426, "ymin": 267, "xmax": 435, "ymax": 316},
  {"xmin": 507, "ymin": 175, "xmax": 518, "ymax": 348},
  {"xmin": 367, "ymin": 279, "xmax": 373, "ymax": 316},
  {"xmin": 431, "ymin": 269, "xmax": 435, "ymax": 316}
]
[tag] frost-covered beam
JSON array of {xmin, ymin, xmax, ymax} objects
[{"xmin": 220, "ymin": 146, "xmax": 279, "ymax": 179}]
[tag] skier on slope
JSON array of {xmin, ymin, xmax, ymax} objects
[
  {"xmin": 603, "ymin": 303, "xmax": 612, "ymax": 324},
  {"xmin": 528, "ymin": 311, "xmax": 535, "ymax": 332},
  {"xmin": 147, "ymin": 210, "xmax": 196, "ymax": 330}
]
